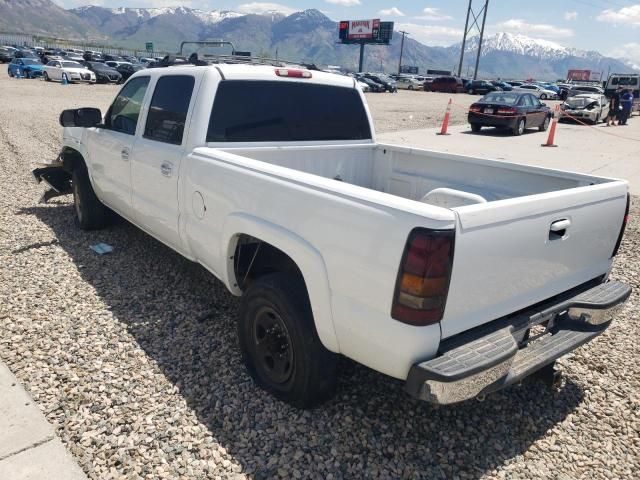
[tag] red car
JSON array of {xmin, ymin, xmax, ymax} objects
[{"xmin": 425, "ymin": 76, "xmax": 466, "ymax": 93}]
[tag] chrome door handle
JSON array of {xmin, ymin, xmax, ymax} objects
[
  {"xmin": 121, "ymin": 148, "xmax": 130, "ymax": 160},
  {"xmin": 160, "ymin": 162, "xmax": 173, "ymax": 177}
]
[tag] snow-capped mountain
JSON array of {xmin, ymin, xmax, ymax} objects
[{"xmin": 462, "ymin": 32, "xmax": 605, "ymax": 62}]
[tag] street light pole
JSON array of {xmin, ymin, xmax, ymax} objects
[{"xmin": 397, "ymin": 30, "xmax": 409, "ymax": 75}]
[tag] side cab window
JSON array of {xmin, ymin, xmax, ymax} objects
[{"xmin": 105, "ymin": 77, "xmax": 151, "ymax": 135}]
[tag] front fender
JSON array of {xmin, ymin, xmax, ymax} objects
[{"xmin": 222, "ymin": 213, "xmax": 340, "ymax": 353}]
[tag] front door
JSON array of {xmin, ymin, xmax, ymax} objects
[
  {"xmin": 85, "ymin": 76, "xmax": 151, "ymax": 217},
  {"xmin": 130, "ymin": 74, "xmax": 197, "ymax": 250}
]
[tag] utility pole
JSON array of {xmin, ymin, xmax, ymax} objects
[
  {"xmin": 457, "ymin": 0, "xmax": 490, "ymax": 79},
  {"xmin": 397, "ymin": 30, "xmax": 409, "ymax": 75},
  {"xmin": 358, "ymin": 40, "xmax": 365, "ymax": 73}
]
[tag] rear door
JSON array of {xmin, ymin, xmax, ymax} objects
[
  {"xmin": 130, "ymin": 74, "xmax": 199, "ymax": 250},
  {"xmin": 440, "ymin": 182, "xmax": 628, "ymax": 338}
]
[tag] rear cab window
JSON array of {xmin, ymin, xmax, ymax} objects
[
  {"xmin": 206, "ymin": 81, "xmax": 371, "ymax": 143},
  {"xmin": 144, "ymin": 75, "xmax": 195, "ymax": 145}
]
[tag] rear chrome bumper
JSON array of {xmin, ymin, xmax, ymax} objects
[{"xmin": 406, "ymin": 280, "xmax": 631, "ymax": 405}]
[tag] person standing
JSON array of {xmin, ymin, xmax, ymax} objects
[
  {"xmin": 619, "ymin": 89, "xmax": 634, "ymax": 125},
  {"xmin": 606, "ymin": 86, "xmax": 622, "ymax": 126}
]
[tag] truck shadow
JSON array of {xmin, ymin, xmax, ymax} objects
[{"xmin": 22, "ymin": 202, "xmax": 584, "ymax": 479}]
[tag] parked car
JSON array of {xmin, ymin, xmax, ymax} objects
[
  {"xmin": 491, "ymin": 81, "xmax": 513, "ymax": 91},
  {"xmin": 111, "ymin": 62, "xmax": 144, "ymax": 82},
  {"xmin": 507, "ymin": 81, "xmax": 524, "ymax": 87},
  {"xmin": 43, "ymin": 60, "xmax": 96, "ymax": 84},
  {"xmin": 468, "ymin": 91, "xmax": 553, "ymax": 135},
  {"xmin": 364, "ymin": 73, "xmax": 397, "ymax": 92},
  {"xmin": 7, "ymin": 57, "xmax": 45, "ymax": 78},
  {"xmin": 560, "ymin": 94, "xmax": 610, "ymax": 124},
  {"xmin": 426, "ymin": 76, "xmax": 465, "ymax": 93},
  {"xmin": 81, "ymin": 61, "xmax": 122, "ymax": 83},
  {"xmin": 467, "ymin": 80, "xmax": 502, "ymax": 95},
  {"xmin": 513, "ymin": 84, "xmax": 558, "ymax": 100},
  {"xmin": 356, "ymin": 75, "xmax": 385, "ymax": 92},
  {"xmin": 14, "ymin": 49, "xmax": 39, "ymax": 59},
  {"xmin": 0, "ymin": 47, "xmax": 13, "ymax": 63},
  {"xmin": 33, "ymin": 64, "xmax": 631, "ymax": 408},
  {"xmin": 396, "ymin": 77, "xmax": 423, "ymax": 90},
  {"xmin": 356, "ymin": 80, "xmax": 370, "ymax": 92},
  {"xmin": 567, "ymin": 85, "xmax": 604, "ymax": 97}
]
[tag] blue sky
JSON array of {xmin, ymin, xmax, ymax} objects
[{"xmin": 54, "ymin": 1, "xmax": 640, "ymax": 64}]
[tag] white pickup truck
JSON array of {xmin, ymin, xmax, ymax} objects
[{"xmin": 34, "ymin": 62, "xmax": 631, "ymax": 408}]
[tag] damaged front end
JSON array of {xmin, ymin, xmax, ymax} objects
[{"xmin": 32, "ymin": 156, "xmax": 72, "ymax": 204}]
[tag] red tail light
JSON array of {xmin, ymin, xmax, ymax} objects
[
  {"xmin": 391, "ymin": 228, "xmax": 455, "ymax": 326},
  {"xmin": 469, "ymin": 104, "xmax": 481, "ymax": 112},
  {"xmin": 275, "ymin": 68, "xmax": 312, "ymax": 78},
  {"xmin": 611, "ymin": 194, "xmax": 630, "ymax": 257},
  {"xmin": 497, "ymin": 107, "xmax": 517, "ymax": 114}
]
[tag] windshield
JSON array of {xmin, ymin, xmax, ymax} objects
[
  {"xmin": 62, "ymin": 61, "xmax": 82, "ymax": 68},
  {"xmin": 611, "ymin": 77, "xmax": 638, "ymax": 86},
  {"xmin": 22, "ymin": 59, "xmax": 42, "ymax": 65},
  {"xmin": 481, "ymin": 92, "xmax": 519, "ymax": 104}
]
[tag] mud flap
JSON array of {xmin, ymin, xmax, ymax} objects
[{"xmin": 32, "ymin": 166, "xmax": 72, "ymax": 203}]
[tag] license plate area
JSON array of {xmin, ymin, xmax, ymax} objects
[{"xmin": 484, "ymin": 108, "xmax": 494, "ymax": 114}]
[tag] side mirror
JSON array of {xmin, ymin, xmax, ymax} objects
[{"xmin": 59, "ymin": 108, "xmax": 102, "ymax": 128}]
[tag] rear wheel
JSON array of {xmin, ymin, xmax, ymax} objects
[
  {"xmin": 539, "ymin": 116, "xmax": 550, "ymax": 131},
  {"xmin": 513, "ymin": 118, "xmax": 526, "ymax": 136},
  {"xmin": 43, "ymin": 71, "xmax": 50, "ymax": 82},
  {"xmin": 72, "ymin": 164, "xmax": 110, "ymax": 230},
  {"xmin": 471, "ymin": 123, "xmax": 482, "ymax": 133},
  {"xmin": 238, "ymin": 273, "xmax": 338, "ymax": 408}
]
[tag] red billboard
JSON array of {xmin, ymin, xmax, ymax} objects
[
  {"xmin": 346, "ymin": 19, "xmax": 380, "ymax": 40},
  {"xmin": 567, "ymin": 69, "xmax": 591, "ymax": 81}
]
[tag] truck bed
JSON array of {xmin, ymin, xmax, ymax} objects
[{"xmin": 219, "ymin": 143, "xmax": 609, "ymax": 205}]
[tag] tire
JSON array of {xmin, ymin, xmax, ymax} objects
[
  {"xmin": 540, "ymin": 93, "xmax": 547, "ymax": 100},
  {"xmin": 8, "ymin": 69, "xmax": 13, "ymax": 78},
  {"xmin": 408, "ymin": 85, "xmax": 413, "ymax": 90},
  {"xmin": 539, "ymin": 116, "xmax": 550, "ymax": 131},
  {"xmin": 238, "ymin": 273, "xmax": 338, "ymax": 408},
  {"xmin": 594, "ymin": 114, "xmax": 600, "ymax": 124},
  {"xmin": 471, "ymin": 123, "xmax": 482, "ymax": 133},
  {"xmin": 468, "ymin": 89, "xmax": 474, "ymax": 95},
  {"xmin": 513, "ymin": 118, "xmax": 526, "ymax": 136},
  {"xmin": 43, "ymin": 71, "xmax": 50, "ymax": 82},
  {"xmin": 72, "ymin": 164, "xmax": 109, "ymax": 230}
]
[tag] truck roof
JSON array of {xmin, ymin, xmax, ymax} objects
[{"xmin": 136, "ymin": 63, "xmax": 357, "ymax": 89}]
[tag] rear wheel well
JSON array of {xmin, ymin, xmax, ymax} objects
[{"xmin": 232, "ymin": 235, "xmax": 305, "ymax": 293}]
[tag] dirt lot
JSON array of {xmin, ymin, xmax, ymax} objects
[{"xmin": 0, "ymin": 74, "xmax": 639, "ymax": 480}]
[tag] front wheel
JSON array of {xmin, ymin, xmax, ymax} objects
[
  {"xmin": 539, "ymin": 116, "xmax": 550, "ymax": 131},
  {"xmin": 513, "ymin": 118, "xmax": 526, "ymax": 136},
  {"xmin": 43, "ymin": 71, "xmax": 50, "ymax": 82},
  {"xmin": 72, "ymin": 164, "xmax": 110, "ymax": 230},
  {"xmin": 238, "ymin": 273, "xmax": 338, "ymax": 408},
  {"xmin": 8, "ymin": 69, "xmax": 13, "ymax": 77},
  {"xmin": 407, "ymin": 85, "xmax": 413, "ymax": 90},
  {"xmin": 540, "ymin": 93, "xmax": 547, "ymax": 100}
]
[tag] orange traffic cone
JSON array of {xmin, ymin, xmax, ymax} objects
[
  {"xmin": 541, "ymin": 105, "xmax": 559, "ymax": 147},
  {"xmin": 437, "ymin": 99, "xmax": 452, "ymax": 135}
]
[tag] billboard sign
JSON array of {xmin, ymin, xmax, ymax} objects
[
  {"xmin": 567, "ymin": 69, "xmax": 591, "ymax": 81},
  {"xmin": 346, "ymin": 19, "xmax": 380, "ymax": 40},
  {"xmin": 145, "ymin": 42, "xmax": 153, "ymax": 53},
  {"xmin": 339, "ymin": 20, "xmax": 393, "ymax": 44},
  {"xmin": 400, "ymin": 66, "xmax": 419, "ymax": 74},
  {"xmin": 427, "ymin": 69, "xmax": 452, "ymax": 76}
]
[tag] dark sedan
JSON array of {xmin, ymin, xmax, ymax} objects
[
  {"xmin": 468, "ymin": 91, "xmax": 552, "ymax": 136},
  {"xmin": 466, "ymin": 80, "xmax": 501, "ymax": 95},
  {"xmin": 81, "ymin": 61, "xmax": 122, "ymax": 83}
]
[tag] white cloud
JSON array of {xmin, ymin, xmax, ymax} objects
[
  {"xmin": 236, "ymin": 2, "xmax": 295, "ymax": 15},
  {"xmin": 324, "ymin": 0, "xmax": 361, "ymax": 6},
  {"xmin": 609, "ymin": 42, "xmax": 640, "ymax": 68},
  {"xmin": 564, "ymin": 11, "xmax": 578, "ymax": 21},
  {"xmin": 378, "ymin": 7, "xmax": 405, "ymax": 17},
  {"xmin": 495, "ymin": 19, "xmax": 574, "ymax": 39},
  {"xmin": 415, "ymin": 7, "xmax": 452, "ymax": 21},
  {"xmin": 396, "ymin": 22, "xmax": 463, "ymax": 46},
  {"xmin": 597, "ymin": 5, "xmax": 640, "ymax": 26}
]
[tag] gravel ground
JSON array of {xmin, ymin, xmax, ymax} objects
[{"xmin": 0, "ymin": 75, "xmax": 639, "ymax": 479}]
